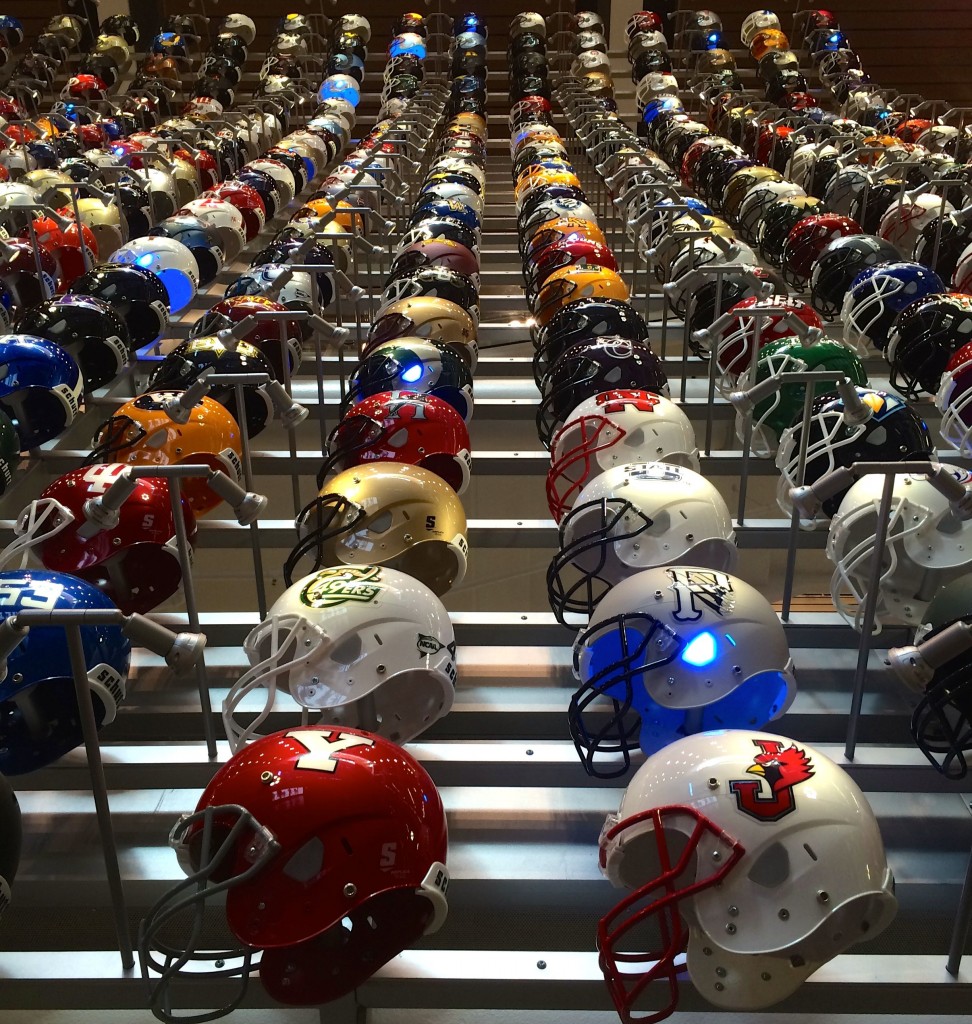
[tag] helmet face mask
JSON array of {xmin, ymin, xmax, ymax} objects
[{"xmin": 547, "ymin": 463, "xmax": 737, "ymax": 623}]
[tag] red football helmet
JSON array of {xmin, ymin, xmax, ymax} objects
[
  {"xmin": 204, "ymin": 181, "xmax": 266, "ymax": 241},
  {"xmin": 321, "ymin": 390, "xmax": 472, "ymax": 493},
  {"xmin": 191, "ymin": 294, "xmax": 303, "ymax": 378},
  {"xmin": 13, "ymin": 462, "xmax": 196, "ymax": 614},
  {"xmin": 0, "ymin": 238, "xmax": 60, "ymax": 308},
  {"xmin": 78, "ymin": 123, "xmax": 109, "ymax": 149},
  {"xmin": 714, "ymin": 295, "xmax": 824, "ymax": 392},
  {"xmin": 140, "ymin": 726, "xmax": 449, "ymax": 1010},
  {"xmin": 23, "ymin": 216, "xmax": 99, "ymax": 290},
  {"xmin": 782, "ymin": 213, "xmax": 861, "ymax": 284},
  {"xmin": 526, "ymin": 239, "xmax": 619, "ymax": 300}
]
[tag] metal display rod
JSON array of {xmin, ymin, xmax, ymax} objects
[
  {"xmin": 0, "ymin": 609, "xmax": 205, "ymax": 968},
  {"xmin": 81, "ymin": 460, "xmax": 267, "ymax": 755}
]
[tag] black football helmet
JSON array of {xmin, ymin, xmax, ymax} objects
[
  {"xmin": 887, "ymin": 292, "xmax": 972, "ymax": 399},
  {"xmin": 809, "ymin": 234, "xmax": 900, "ymax": 318},
  {"xmin": 67, "ymin": 263, "xmax": 169, "ymax": 347}
]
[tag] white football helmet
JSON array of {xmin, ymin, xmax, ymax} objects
[
  {"xmin": 878, "ymin": 191, "xmax": 954, "ymax": 255},
  {"xmin": 827, "ymin": 468, "xmax": 972, "ymax": 630},
  {"xmin": 741, "ymin": 9, "xmax": 781, "ymax": 45},
  {"xmin": 598, "ymin": 730, "xmax": 896, "ymax": 1020},
  {"xmin": 223, "ymin": 565, "xmax": 455, "ymax": 751},
  {"xmin": 179, "ymin": 198, "xmax": 247, "ymax": 261},
  {"xmin": 548, "ymin": 462, "xmax": 737, "ymax": 623},
  {"xmin": 636, "ymin": 72, "xmax": 680, "ymax": 112},
  {"xmin": 569, "ymin": 566, "xmax": 796, "ymax": 775},
  {"xmin": 547, "ymin": 389, "xmax": 699, "ymax": 522},
  {"xmin": 109, "ymin": 236, "xmax": 199, "ymax": 314}
]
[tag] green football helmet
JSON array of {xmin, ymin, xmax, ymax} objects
[{"xmin": 741, "ymin": 337, "xmax": 868, "ymax": 455}]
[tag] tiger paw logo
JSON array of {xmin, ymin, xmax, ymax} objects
[
  {"xmin": 300, "ymin": 566, "xmax": 383, "ymax": 608},
  {"xmin": 728, "ymin": 739, "xmax": 815, "ymax": 822}
]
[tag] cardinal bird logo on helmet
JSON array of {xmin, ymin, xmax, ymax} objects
[{"xmin": 729, "ymin": 738, "xmax": 815, "ymax": 822}]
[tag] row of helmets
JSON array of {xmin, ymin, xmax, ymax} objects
[
  {"xmin": 628, "ymin": 11, "xmax": 972, "ymax": 632},
  {"xmin": 543, "ymin": 13, "xmax": 899, "ymax": 1022},
  {"xmin": 601, "ymin": 7, "xmax": 972, "ymax": 729},
  {"xmin": 138, "ymin": 11, "xmax": 493, "ymax": 1019},
  {"xmin": 0, "ymin": 7, "xmax": 389, "ymax": 770},
  {"xmin": 0, "ymin": 13, "xmax": 464, "ymax": 1020}
]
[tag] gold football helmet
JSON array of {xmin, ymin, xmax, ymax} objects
[{"xmin": 285, "ymin": 462, "xmax": 468, "ymax": 595}]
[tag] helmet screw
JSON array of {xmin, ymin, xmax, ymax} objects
[
  {"xmin": 712, "ymin": 851, "xmax": 721, "ymax": 862},
  {"xmin": 761, "ymin": 972, "xmax": 772, "ymax": 981},
  {"xmin": 654, "ymin": 590, "xmax": 663, "ymax": 599},
  {"xmin": 257, "ymin": 902, "xmax": 266, "ymax": 910},
  {"xmin": 716, "ymin": 967, "xmax": 727, "ymax": 977},
  {"xmin": 728, "ymin": 905, "xmax": 738, "ymax": 916},
  {"xmin": 778, "ymin": 908, "xmax": 790, "ymax": 920},
  {"xmin": 404, "ymin": 533, "xmax": 413, "ymax": 543},
  {"xmin": 215, "ymin": 959, "xmax": 225, "ymax": 969},
  {"xmin": 305, "ymin": 638, "xmax": 313, "ymax": 646},
  {"xmin": 343, "ymin": 882, "xmax": 357, "ymax": 897},
  {"xmin": 536, "ymin": 960, "xmax": 547, "ymax": 970},
  {"xmin": 113, "ymin": 536, "xmax": 122, "ymax": 546},
  {"xmin": 707, "ymin": 777, "xmax": 719, "ymax": 789},
  {"xmin": 732, "ymin": 665, "xmax": 742, "ymax": 674},
  {"xmin": 376, "ymin": 664, "xmax": 386, "ymax": 674},
  {"xmin": 817, "ymin": 890, "xmax": 830, "ymax": 904},
  {"xmin": 714, "ymin": 982, "xmax": 725, "ymax": 992},
  {"xmin": 725, "ymin": 923, "xmax": 736, "ymax": 935},
  {"xmin": 702, "ymin": 946, "xmax": 713, "ymax": 956}
]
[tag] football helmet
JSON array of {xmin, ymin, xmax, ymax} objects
[
  {"xmin": 68, "ymin": 264, "xmax": 169, "ymax": 348},
  {"xmin": 190, "ymin": 296, "xmax": 302, "ymax": 379},
  {"xmin": 841, "ymin": 261, "xmax": 945, "ymax": 353},
  {"xmin": 886, "ymin": 292, "xmax": 972, "ymax": 399},
  {"xmin": 757, "ymin": 195, "xmax": 826, "ymax": 267},
  {"xmin": 526, "ymin": 239, "xmax": 619, "ymax": 302},
  {"xmin": 741, "ymin": 338, "xmax": 868, "ymax": 456},
  {"xmin": 139, "ymin": 726, "xmax": 448, "ymax": 1012},
  {"xmin": 0, "ymin": 569, "xmax": 131, "ymax": 775},
  {"xmin": 533, "ymin": 267, "xmax": 629, "ymax": 331},
  {"xmin": 936, "ymin": 342, "xmax": 972, "ymax": 456},
  {"xmin": 0, "ymin": 334, "xmax": 82, "ymax": 448},
  {"xmin": 389, "ymin": 240, "xmax": 480, "ymax": 291},
  {"xmin": 878, "ymin": 192, "xmax": 954, "ymax": 255},
  {"xmin": 713, "ymin": 296, "xmax": 823, "ymax": 394},
  {"xmin": 809, "ymin": 234, "xmax": 900, "ymax": 319},
  {"xmin": 89, "ymin": 392, "xmax": 243, "ymax": 516},
  {"xmin": 224, "ymin": 566, "xmax": 454, "ymax": 749},
  {"xmin": 895, "ymin": 573, "xmax": 972, "ymax": 777},
  {"xmin": 109, "ymin": 237, "xmax": 199, "ymax": 315},
  {"xmin": 546, "ymin": 390, "xmax": 699, "ymax": 522},
  {"xmin": 827, "ymin": 468, "xmax": 972, "ymax": 630},
  {"xmin": 346, "ymin": 340, "xmax": 473, "ymax": 424},
  {"xmin": 321, "ymin": 391, "xmax": 471, "ymax": 494},
  {"xmin": 597, "ymin": 730, "xmax": 895, "ymax": 1019},
  {"xmin": 367, "ymin": 297, "xmax": 477, "ymax": 371},
  {"xmin": 284, "ymin": 463, "xmax": 468, "ymax": 595},
  {"xmin": 538, "ymin": 338, "xmax": 669, "ymax": 450},
  {"xmin": 148, "ymin": 337, "xmax": 276, "ymax": 437},
  {"xmin": 535, "ymin": 299, "xmax": 651, "ymax": 382},
  {"xmin": 379, "ymin": 267, "xmax": 479, "ymax": 325},
  {"xmin": 15, "ymin": 296, "xmax": 131, "ymax": 390},
  {"xmin": 570, "ymin": 567, "xmax": 796, "ymax": 775},
  {"xmin": 741, "ymin": 10, "xmax": 781, "ymax": 46},
  {"xmin": 776, "ymin": 387, "xmax": 932, "ymax": 523},
  {"xmin": 179, "ymin": 197, "xmax": 247, "ymax": 262},
  {"xmin": 10, "ymin": 463, "xmax": 195, "ymax": 614},
  {"xmin": 548, "ymin": 463, "xmax": 736, "ymax": 623},
  {"xmin": 781, "ymin": 214, "xmax": 862, "ymax": 285}
]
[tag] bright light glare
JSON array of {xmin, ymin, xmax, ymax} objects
[
  {"xmin": 401, "ymin": 362, "xmax": 423, "ymax": 383},
  {"xmin": 681, "ymin": 631, "xmax": 717, "ymax": 667}
]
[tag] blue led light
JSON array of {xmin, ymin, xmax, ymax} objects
[
  {"xmin": 136, "ymin": 253, "xmax": 154, "ymax": 268},
  {"xmin": 401, "ymin": 362, "xmax": 423, "ymax": 383},
  {"xmin": 682, "ymin": 631, "xmax": 717, "ymax": 667}
]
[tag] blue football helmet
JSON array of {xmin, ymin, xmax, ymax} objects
[
  {"xmin": 0, "ymin": 334, "xmax": 83, "ymax": 447},
  {"xmin": 842, "ymin": 261, "xmax": 945, "ymax": 353},
  {"xmin": 0, "ymin": 570, "xmax": 131, "ymax": 774}
]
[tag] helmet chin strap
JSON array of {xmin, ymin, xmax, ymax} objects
[
  {"xmin": 222, "ymin": 614, "xmax": 328, "ymax": 753},
  {"xmin": 0, "ymin": 498, "xmax": 73, "ymax": 569}
]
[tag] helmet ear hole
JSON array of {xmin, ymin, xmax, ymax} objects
[
  {"xmin": 746, "ymin": 840, "xmax": 790, "ymax": 888},
  {"xmin": 330, "ymin": 633, "xmax": 362, "ymax": 666}
]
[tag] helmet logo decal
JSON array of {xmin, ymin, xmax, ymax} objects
[
  {"xmin": 417, "ymin": 632, "xmax": 457, "ymax": 659},
  {"xmin": 596, "ymin": 390, "xmax": 659, "ymax": 415},
  {"xmin": 729, "ymin": 738, "xmax": 815, "ymax": 822},
  {"xmin": 667, "ymin": 568, "xmax": 734, "ymax": 622},
  {"xmin": 300, "ymin": 566, "xmax": 383, "ymax": 607},
  {"xmin": 286, "ymin": 729, "xmax": 375, "ymax": 773}
]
